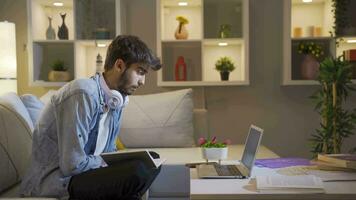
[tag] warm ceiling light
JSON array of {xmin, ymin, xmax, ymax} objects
[
  {"xmin": 96, "ymin": 43, "xmax": 107, "ymax": 48},
  {"xmin": 53, "ymin": 2, "xmax": 64, "ymax": 7},
  {"xmin": 218, "ymin": 42, "xmax": 228, "ymax": 46},
  {"xmin": 302, "ymin": 0, "xmax": 312, "ymax": 3},
  {"xmin": 347, "ymin": 39, "xmax": 356, "ymax": 43},
  {"xmin": 178, "ymin": 2, "xmax": 188, "ymax": 6}
]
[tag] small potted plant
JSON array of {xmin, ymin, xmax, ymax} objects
[
  {"xmin": 198, "ymin": 136, "xmax": 231, "ymax": 164},
  {"xmin": 215, "ymin": 56, "xmax": 235, "ymax": 81},
  {"xmin": 48, "ymin": 59, "xmax": 70, "ymax": 82},
  {"xmin": 297, "ymin": 41, "xmax": 324, "ymax": 80},
  {"xmin": 175, "ymin": 16, "xmax": 189, "ymax": 40}
]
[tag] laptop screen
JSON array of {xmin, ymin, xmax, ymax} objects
[{"xmin": 241, "ymin": 126, "xmax": 263, "ymax": 171}]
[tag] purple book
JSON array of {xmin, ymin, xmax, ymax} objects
[{"xmin": 254, "ymin": 158, "xmax": 312, "ymax": 169}]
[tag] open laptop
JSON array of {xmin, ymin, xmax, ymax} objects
[{"xmin": 197, "ymin": 125, "xmax": 263, "ymax": 179}]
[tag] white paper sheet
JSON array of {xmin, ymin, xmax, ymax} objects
[{"xmin": 256, "ymin": 175, "xmax": 325, "ymax": 193}]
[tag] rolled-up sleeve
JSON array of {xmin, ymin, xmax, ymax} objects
[{"xmin": 54, "ymin": 91, "xmax": 104, "ymax": 177}]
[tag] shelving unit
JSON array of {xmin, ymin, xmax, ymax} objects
[
  {"xmin": 27, "ymin": 0, "xmax": 121, "ymax": 87},
  {"xmin": 283, "ymin": 0, "xmax": 356, "ymax": 85},
  {"xmin": 156, "ymin": 0, "xmax": 249, "ymax": 87}
]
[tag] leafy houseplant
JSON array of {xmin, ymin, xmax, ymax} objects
[
  {"xmin": 48, "ymin": 60, "xmax": 70, "ymax": 82},
  {"xmin": 331, "ymin": 0, "xmax": 352, "ymax": 36},
  {"xmin": 199, "ymin": 136, "xmax": 231, "ymax": 163},
  {"xmin": 297, "ymin": 41, "xmax": 324, "ymax": 80},
  {"xmin": 310, "ymin": 56, "xmax": 356, "ymax": 156},
  {"xmin": 175, "ymin": 16, "xmax": 189, "ymax": 40},
  {"xmin": 51, "ymin": 59, "xmax": 67, "ymax": 71},
  {"xmin": 215, "ymin": 56, "xmax": 235, "ymax": 81}
]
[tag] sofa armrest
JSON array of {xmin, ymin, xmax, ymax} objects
[{"xmin": 0, "ymin": 93, "xmax": 33, "ymax": 193}]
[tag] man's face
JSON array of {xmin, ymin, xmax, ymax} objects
[{"xmin": 117, "ymin": 63, "xmax": 148, "ymax": 95}]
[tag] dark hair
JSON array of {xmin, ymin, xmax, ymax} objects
[{"xmin": 104, "ymin": 35, "xmax": 161, "ymax": 71}]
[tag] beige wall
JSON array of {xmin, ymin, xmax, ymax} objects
[
  {"xmin": 0, "ymin": 0, "xmax": 58, "ymax": 96},
  {"xmin": 1, "ymin": 0, "xmax": 355, "ymax": 158}
]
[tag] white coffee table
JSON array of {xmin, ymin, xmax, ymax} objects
[{"xmin": 190, "ymin": 146, "xmax": 356, "ymax": 200}]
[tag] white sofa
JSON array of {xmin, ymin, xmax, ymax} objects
[{"xmin": 0, "ymin": 89, "xmax": 209, "ymax": 200}]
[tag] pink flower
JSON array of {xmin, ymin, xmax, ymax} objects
[
  {"xmin": 198, "ymin": 137, "xmax": 206, "ymax": 146},
  {"xmin": 211, "ymin": 136, "xmax": 217, "ymax": 144},
  {"xmin": 223, "ymin": 139, "xmax": 231, "ymax": 145}
]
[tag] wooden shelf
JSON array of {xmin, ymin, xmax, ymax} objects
[
  {"xmin": 157, "ymin": 80, "xmax": 249, "ymax": 87},
  {"xmin": 28, "ymin": 0, "xmax": 120, "ymax": 86},
  {"xmin": 157, "ymin": 0, "xmax": 249, "ymax": 86}
]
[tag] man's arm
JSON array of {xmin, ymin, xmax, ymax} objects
[{"xmin": 54, "ymin": 91, "xmax": 104, "ymax": 177}]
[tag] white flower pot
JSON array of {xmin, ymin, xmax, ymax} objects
[{"xmin": 201, "ymin": 147, "xmax": 228, "ymax": 160}]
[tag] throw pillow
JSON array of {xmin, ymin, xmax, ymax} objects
[
  {"xmin": 116, "ymin": 138, "xmax": 126, "ymax": 150},
  {"xmin": 20, "ymin": 94, "xmax": 44, "ymax": 126},
  {"xmin": 119, "ymin": 89, "xmax": 195, "ymax": 147}
]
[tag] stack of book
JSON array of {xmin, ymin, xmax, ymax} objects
[
  {"xmin": 344, "ymin": 49, "xmax": 356, "ymax": 78},
  {"xmin": 313, "ymin": 154, "xmax": 356, "ymax": 171}
]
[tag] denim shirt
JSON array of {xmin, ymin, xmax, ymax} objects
[{"xmin": 20, "ymin": 75, "xmax": 124, "ymax": 198}]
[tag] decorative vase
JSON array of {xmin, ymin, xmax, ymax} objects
[
  {"xmin": 175, "ymin": 56, "xmax": 187, "ymax": 81},
  {"xmin": 202, "ymin": 147, "xmax": 228, "ymax": 162},
  {"xmin": 300, "ymin": 54, "xmax": 319, "ymax": 80},
  {"xmin": 175, "ymin": 23, "xmax": 188, "ymax": 40},
  {"xmin": 46, "ymin": 17, "xmax": 56, "ymax": 40},
  {"xmin": 48, "ymin": 70, "xmax": 70, "ymax": 82},
  {"xmin": 58, "ymin": 13, "xmax": 69, "ymax": 40},
  {"xmin": 220, "ymin": 71, "xmax": 230, "ymax": 81}
]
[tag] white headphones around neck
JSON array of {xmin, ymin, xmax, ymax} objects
[
  {"xmin": 94, "ymin": 73, "xmax": 129, "ymax": 110},
  {"xmin": 107, "ymin": 89, "xmax": 129, "ymax": 109}
]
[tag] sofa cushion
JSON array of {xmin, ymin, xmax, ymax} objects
[
  {"xmin": 20, "ymin": 94, "xmax": 44, "ymax": 126},
  {"xmin": 0, "ymin": 92, "xmax": 34, "ymax": 131},
  {"xmin": 119, "ymin": 89, "xmax": 195, "ymax": 148}
]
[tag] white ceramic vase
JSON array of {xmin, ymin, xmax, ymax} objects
[{"xmin": 201, "ymin": 147, "xmax": 228, "ymax": 161}]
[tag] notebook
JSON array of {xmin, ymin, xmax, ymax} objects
[{"xmin": 197, "ymin": 124, "xmax": 263, "ymax": 179}]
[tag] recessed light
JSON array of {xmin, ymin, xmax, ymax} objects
[
  {"xmin": 347, "ymin": 39, "xmax": 356, "ymax": 43},
  {"xmin": 53, "ymin": 2, "xmax": 64, "ymax": 7},
  {"xmin": 218, "ymin": 42, "xmax": 228, "ymax": 46},
  {"xmin": 96, "ymin": 43, "xmax": 107, "ymax": 48},
  {"xmin": 302, "ymin": 0, "xmax": 312, "ymax": 3},
  {"xmin": 178, "ymin": 2, "xmax": 188, "ymax": 6}
]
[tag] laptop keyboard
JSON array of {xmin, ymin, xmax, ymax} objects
[{"xmin": 214, "ymin": 164, "xmax": 243, "ymax": 176}]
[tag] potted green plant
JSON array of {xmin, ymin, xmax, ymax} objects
[
  {"xmin": 198, "ymin": 136, "xmax": 231, "ymax": 164},
  {"xmin": 297, "ymin": 41, "xmax": 324, "ymax": 80},
  {"xmin": 310, "ymin": 56, "xmax": 356, "ymax": 156},
  {"xmin": 215, "ymin": 56, "xmax": 235, "ymax": 81},
  {"xmin": 175, "ymin": 16, "xmax": 189, "ymax": 40},
  {"xmin": 48, "ymin": 59, "xmax": 70, "ymax": 82}
]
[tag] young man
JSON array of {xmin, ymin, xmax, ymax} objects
[{"xmin": 20, "ymin": 35, "xmax": 162, "ymax": 200}]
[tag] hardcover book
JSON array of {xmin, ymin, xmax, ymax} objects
[
  {"xmin": 317, "ymin": 154, "xmax": 356, "ymax": 169},
  {"xmin": 101, "ymin": 150, "xmax": 165, "ymax": 169}
]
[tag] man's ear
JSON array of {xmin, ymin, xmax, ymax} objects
[{"xmin": 113, "ymin": 59, "xmax": 126, "ymax": 73}]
